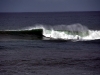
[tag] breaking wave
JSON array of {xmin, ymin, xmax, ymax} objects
[
  {"xmin": 0, "ymin": 23, "xmax": 100, "ymax": 41},
  {"xmin": 26, "ymin": 23, "xmax": 100, "ymax": 41}
]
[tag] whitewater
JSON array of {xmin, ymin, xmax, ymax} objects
[{"xmin": 24, "ymin": 23, "xmax": 100, "ymax": 41}]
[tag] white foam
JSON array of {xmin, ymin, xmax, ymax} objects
[
  {"xmin": 83, "ymin": 30, "xmax": 100, "ymax": 40},
  {"xmin": 25, "ymin": 24, "xmax": 100, "ymax": 41}
]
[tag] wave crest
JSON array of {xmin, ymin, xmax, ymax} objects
[
  {"xmin": 28, "ymin": 23, "xmax": 100, "ymax": 41},
  {"xmin": 1, "ymin": 23, "xmax": 100, "ymax": 41}
]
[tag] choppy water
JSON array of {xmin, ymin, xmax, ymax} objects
[{"xmin": 0, "ymin": 12, "xmax": 100, "ymax": 75}]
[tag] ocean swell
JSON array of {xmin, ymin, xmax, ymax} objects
[{"xmin": 0, "ymin": 23, "xmax": 100, "ymax": 41}]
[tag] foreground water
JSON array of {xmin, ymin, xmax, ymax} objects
[{"xmin": 0, "ymin": 40, "xmax": 100, "ymax": 75}]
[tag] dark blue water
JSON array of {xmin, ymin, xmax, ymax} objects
[
  {"xmin": 0, "ymin": 12, "xmax": 100, "ymax": 30},
  {"xmin": 0, "ymin": 12, "xmax": 100, "ymax": 75}
]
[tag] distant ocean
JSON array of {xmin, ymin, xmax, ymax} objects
[{"xmin": 0, "ymin": 12, "xmax": 100, "ymax": 75}]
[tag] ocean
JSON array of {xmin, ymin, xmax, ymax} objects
[{"xmin": 0, "ymin": 12, "xmax": 100, "ymax": 75}]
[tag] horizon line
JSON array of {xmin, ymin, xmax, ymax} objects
[{"xmin": 0, "ymin": 11, "xmax": 100, "ymax": 13}]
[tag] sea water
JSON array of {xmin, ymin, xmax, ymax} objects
[{"xmin": 0, "ymin": 12, "xmax": 100, "ymax": 75}]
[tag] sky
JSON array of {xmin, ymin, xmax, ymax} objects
[{"xmin": 0, "ymin": 0, "xmax": 100, "ymax": 12}]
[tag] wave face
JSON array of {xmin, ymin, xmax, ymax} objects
[
  {"xmin": 0, "ymin": 23, "xmax": 100, "ymax": 41},
  {"xmin": 0, "ymin": 29, "xmax": 43, "ymax": 40},
  {"xmin": 26, "ymin": 23, "xmax": 100, "ymax": 41}
]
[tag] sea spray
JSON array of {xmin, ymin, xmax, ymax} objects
[
  {"xmin": 20, "ymin": 23, "xmax": 100, "ymax": 40},
  {"xmin": 29, "ymin": 24, "xmax": 89, "ymax": 40}
]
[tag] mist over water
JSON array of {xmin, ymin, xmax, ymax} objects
[{"xmin": 22, "ymin": 23, "xmax": 100, "ymax": 41}]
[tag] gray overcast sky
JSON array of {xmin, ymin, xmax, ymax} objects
[{"xmin": 0, "ymin": 0, "xmax": 100, "ymax": 12}]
